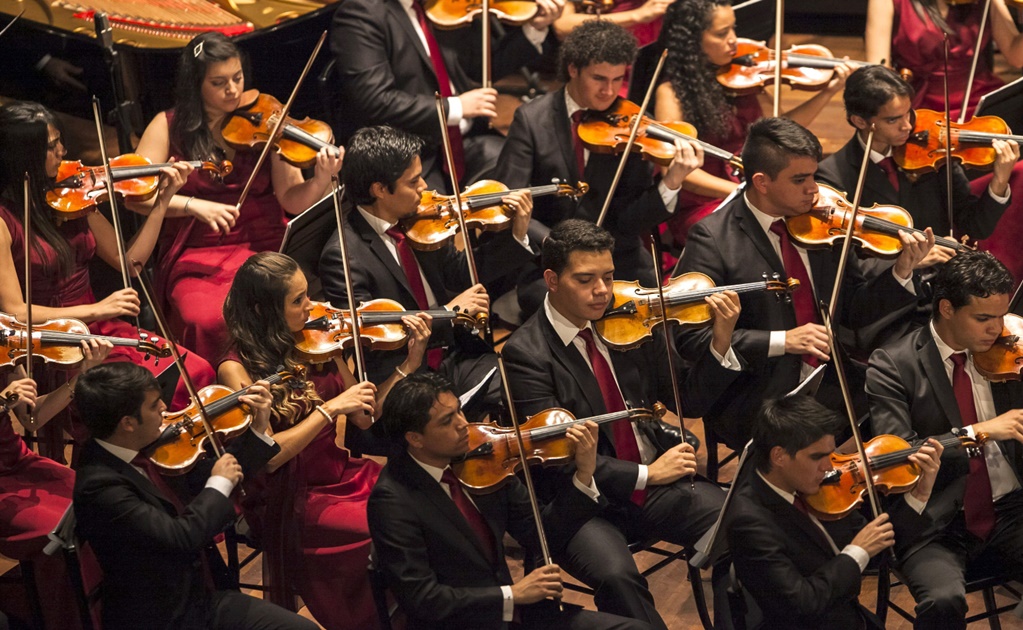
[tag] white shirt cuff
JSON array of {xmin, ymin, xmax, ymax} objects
[
  {"xmin": 769, "ymin": 330, "xmax": 787, "ymax": 358},
  {"xmin": 635, "ymin": 464, "xmax": 648, "ymax": 491},
  {"xmin": 251, "ymin": 428, "xmax": 276, "ymax": 446},
  {"xmin": 904, "ymin": 491, "xmax": 928, "ymax": 514},
  {"xmin": 841, "ymin": 545, "xmax": 869, "ymax": 572},
  {"xmin": 891, "ymin": 266, "xmax": 916, "ymax": 293},
  {"xmin": 572, "ymin": 473, "xmax": 601, "ymax": 502},
  {"xmin": 446, "ymin": 96, "xmax": 463, "ymax": 126},
  {"xmin": 989, "ymin": 184, "xmax": 1011, "ymax": 205},
  {"xmin": 205, "ymin": 475, "xmax": 236, "ymax": 499},
  {"xmin": 709, "ymin": 344, "xmax": 741, "ymax": 371},
  {"xmin": 522, "ymin": 24, "xmax": 548, "ymax": 52},
  {"xmin": 658, "ymin": 180, "xmax": 681, "ymax": 213},
  {"xmin": 501, "ymin": 585, "xmax": 515, "ymax": 621},
  {"xmin": 515, "ymin": 233, "xmax": 531, "ymax": 250}
]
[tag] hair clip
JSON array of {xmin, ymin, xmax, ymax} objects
[{"xmin": 194, "ymin": 41, "xmax": 204, "ymax": 58}]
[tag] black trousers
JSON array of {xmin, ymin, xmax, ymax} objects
[{"xmin": 211, "ymin": 590, "xmax": 319, "ymax": 630}]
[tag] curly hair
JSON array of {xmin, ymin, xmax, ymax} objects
[
  {"xmin": 931, "ymin": 249, "xmax": 1014, "ymax": 314},
  {"xmin": 558, "ymin": 20, "xmax": 637, "ymax": 82},
  {"xmin": 659, "ymin": 0, "xmax": 733, "ymax": 138}
]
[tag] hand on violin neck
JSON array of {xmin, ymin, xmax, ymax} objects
[
  {"xmin": 568, "ymin": 420, "xmax": 599, "ymax": 486},
  {"xmin": 908, "ymin": 438, "xmax": 943, "ymax": 505},
  {"xmin": 824, "ymin": 60, "xmax": 855, "ymax": 94},
  {"xmin": 237, "ymin": 380, "xmax": 273, "ymax": 435},
  {"xmin": 528, "ymin": 0, "xmax": 566, "ymax": 29},
  {"xmin": 458, "ymin": 88, "xmax": 498, "ymax": 120},
  {"xmin": 154, "ymin": 161, "xmax": 194, "ymax": 209},
  {"xmin": 647, "ymin": 442, "xmax": 697, "ymax": 486},
  {"xmin": 850, "ymin": 513, "xmax": 895, "ymax": 558},
  {"xmin": 661, "ymin": 139, "xmax": 704, "ymax": 191},
  {"xmin": 79, "ymin": 338, "xmax": 114, "ymax": 372},
  {"xmin": 502, "ymin": 189, "xmax": 534, "ymax": 242},
  {"xmin": 311, "ymin": 146, "xmax": 344, "ymax": 186},
  {"xmin": 974, "ymin": 411, "xmax": 1023, "ymax": 444},
  {"xmin": 707, "ymin": 290, "xmax": 741, "ymax": 357},
  {"xmin": 211, "ymin": 453, "xmax": 244, "ymax": 486},
  {"xmin": 401, "ymin": 312, "xmax": 434, "ymax": 371},
  {"xmin": 512, "ymin": 564, "xmax": 564, "ymax": 605},
  {"xmin": 914, "ymin": 244, "xmax": 957, "ymax": 271},
  {"xmin": 893, "ymin": 228, "xmax": 934, "ymax": 280},
  {"xmin": 989, "ymin": 138, "xmax": 1020, "ymax": 198},
  {"xmin": 447, "ymin": 284, "xmax": 490, "ymax": 318},
  {"xmin": 784, "ymin": 324, "xmax": 830, "ymax": 361}
]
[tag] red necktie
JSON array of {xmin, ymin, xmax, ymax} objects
[
  {"xmin": 385, "ymin": 227, "xmax": 442, "ymax": 370},
  {"xmin": 949, "ymin": 353, "xmax": 996, "ymax": 540},
  {"xmin": 570, "ymin": 110, "xmax": 586, "ymax": 178},
  {"xmin": 769, "ymin": 220, "xmax": 820, "ymax": 367},
  {"xmin": 410, "ymin": 0, "xmax": 465, "ymax": 182},
  {"xmin": 441, "ymin": 468, "xmax": 498, "ymax": 564},
  {"xmin": 576, "ymin": 328, "xmax": 646, "ymax": 505},
  {"xmin": 793, "ymin": 494, "xmax": 835, "ymax": 552},
  {"xmin": 131, "ymin": 453, "xmax": 185, "ymax": 515},
  {"xmin": 877, "ymin": 157, "xmax": 901, "ymax": 193}
]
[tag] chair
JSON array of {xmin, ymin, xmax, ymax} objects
[
  {"xmin": 876, "ymin": 556, "xmax": 1023, "ymax": 630},
  {"xmin": 704, "ymin": 424, "xmax": 739, "ymax": 484},
  {"xmin": 223, "ymin": 520, "xmax": 266, "ymax": 594},
  {"xmin": 367, "ymin": 545, "xmax": 400, "ymax": 630}
]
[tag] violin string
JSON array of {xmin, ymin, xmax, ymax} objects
[
  {"xmin": 525, "ymin": 410, "xmax": 638, "ymax": 440},
  {"xmin": 652, "ymin": 280, "xmax": 769, "ymax": 306},
  {"xmin": 646, "ymin": 121, "xmax": 734, "ymax": 161}
]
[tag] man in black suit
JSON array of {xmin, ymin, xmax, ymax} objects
[
  {"xmin": 816, "ymin": 66, "xmax": 1017, "ymax": 261},
  {"xmin": 329, "ymin": 0, "xmax": 563, "ymax": 190},
  {"xmin": 72, "ymin": 362, "xmax": 315, "ymax": 630},
  {"xmin": 369, "ymin": 371, "xmax": 649, "ymax": 630},
  {"xmin": 320, "ymin": 126, "xmax": 537, "ymax": 412},
  {"xmin": 676, "ymin": 117, "xmax": 933, "ymax": 449},
  {"xmin": 867, "ymin": 250, "xmax": 1023, "ymax": 629},
  {"xmin": 729, "ymin": 395, "xmax": 941, "ymax": 629},
  {"xmin": 502, "ymin": 219, "xmax": 742, "ymax": 628},
  {"xmin": 491, "ymin": 20, "xmax": 703, "ymax": 293}
]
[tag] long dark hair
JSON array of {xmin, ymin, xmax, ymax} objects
[
  {"xmin": 169, "ymin": 32, "xmax": 249, "ymax": 162},
  {"xmin": 659, "ymin": 0, "xmax": 733, "ymax": 138},
  {"xmin": 908, "ymin": 0, "xmax": 967, "ymax": 35},
  {"xmin": 0, "ymin": 102, "xmax": 74, "ymax": 278},
  {"xmin": 223, "ymin": 251, "xmax": 320, "ymax": 428}
]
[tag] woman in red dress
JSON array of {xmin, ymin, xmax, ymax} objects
[
  {"xmin": 132, "ymin": 33, "xmax": 342, "ymax": 363},
  {"xmin": 219, "ymin": 252, "xmax": 432, "ymax": 630},
  {"xmin": 0, "ymin": 102, "xmax": 214, "ymax": 460},
  {"xmin": 653, "ymin": 0, "xmax": 852, "ymax": 248}
]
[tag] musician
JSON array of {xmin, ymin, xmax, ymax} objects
[
  {"xmin": 675, "ymin": 117, "xmax": 932, "ymax": 449},
  {"xmin": 867, "ymin": 250, "xmax": 1023, "ymax": 629},
  {"xmin": 131, "ymin": 32, "xmax": 342, "ymax": 363},
  {"xmin": 654, "ymin": 0, "xmax": 854, "ymax": 248},
  {"xmin": 815, "ymin": 65, "xmax": 1017, "ymax": 257},
  {"xmin": 329, "ymin": 0, "xmax": 564, "ymax": 190},
  {"xmin": 369, "ymin": 370, "xmax": 650, "ymax": 629},
  {"xmin": 219, "ymin": 251, "xmax": 431, "ymax": 629},
  {"xmin": 72, "ymin": 361, "xmax": 316, "ymax": 630},
  {"xmin": 502, "ymin": 218, "xmax": 742, "ymax": 628},
  {"xmin": 0, "ymin": 101, "xmax": 216, "ymax": 461},
  {"xmin": 491, "ymin": 19, "xmax": 703, "ymax": 290},
  {"xmin": 319, "ymin": 125, "xmax": 536, "ymax": 413},
  {"xmin": 729, "ymin": 395, "xmax": 941, "ymax": 629}
]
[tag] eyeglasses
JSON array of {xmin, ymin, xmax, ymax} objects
[{"xmin": 47, "ymin": 136, "xmax": 64, "ymax": 152}]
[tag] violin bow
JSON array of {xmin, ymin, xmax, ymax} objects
[
  {"xmin": 0, "ymin": 9, "xmax": 23, "ymax": 39},
  {"xmin": 434, "ymin": 93, "xmax": 489, "ymax": 333},
  {"xmin": 771, "ymin": 0, "xmax": 785, "ymax": 117},
  {"xmin": 482, "ymin": 0, "xmax": 492, "ymax": 90},
  {"xmin": 21, "ymin": 173, "xmax": 35, "ymax": 426},
  {"xmin": 959, "ymin": 0, "xmax": 994, "ymax": 125},
  {"xmin": 328, "ymin": 178, "xmax": 370, "ymax": 386},
  {"xmin": 942, "ymin": 35, "xmax": 956, "ymax": 240},
  {"xmin": 496, "ymin": 354, "xmax": 560, "ymax": 608},
  {"xmin": 647, "ymin": 241, "xmax": 695, "ymax": 489},
  {"xmin": 826, "ymin": 124, "xmax": 875, "ymax": 320},
  {"xmin": 234, "ymin": 30, "xmax": 331, "ymax": 213},
  {"xmin": 595, "ymin": 49, "xmax": 667, "ymax": 229}
]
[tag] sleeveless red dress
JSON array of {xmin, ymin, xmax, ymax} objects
[
  {"xmin": 226, "ymin": 354, "xmax": 382, "ymax": 630},
  {"xmin": 158, "ymin": 110, "xmax": 288, "ymax": 364}
]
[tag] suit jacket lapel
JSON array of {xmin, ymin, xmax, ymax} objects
[
  {"xmin": 550, "ymin": 90, "xmax": 580, "ymax": 183},
  {"xmin": 351, "ymin": 209, "xmax": 418, "ymax": 302},
  {"xmin": 843, "ymin": 138, "xmax": 900, "ymax": 205},
  {"xmin": 736, "ymin": 200, "xmax": 785, "ymax": 276},
  {"xmin": 754, "ymin": 475, "xmax": 836, "ymax": 556},
  {"xmin": 537, "ymin": 315, "xmax": 608, "ymax": 441},
  {"xmin": 919, "ymin": 333, "xmax": 963, "ymax": 428},
  {"xmin": 387, "ymin": 0, "xmax": 434, "ymax": 78},
  {"xmin": 88, "ymin": 441, "xmax": 177, "ymax": 513}
]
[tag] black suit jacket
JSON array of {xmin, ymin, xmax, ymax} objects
[
  {"xmin": 491, "ymin": 90, "xmax": 674, "ymax": 281},
  {"xmin": 367, "ymin": 451, "xmax": 601, "ymax": 629},
  {"xmin": 73, "ymin": 431, "xmax": 278, "ymax": 630},
  {"xmin": 728, "ymin": 473, "xmax": 930, "ymax": 629},
  {"xmin": 816, "ymin": 136, "xmax": 1007, "ymax": 241},
  {"xmin": 676, "ymin": 193, "xmax": 919, "ymax": 448},
  {"xmin": 867, "ymin": 325, "xmax": 1023, "ymax": 550},
  {"xmin": 502, "ymin": 308, "xmax": 743, "ymax": 505}
]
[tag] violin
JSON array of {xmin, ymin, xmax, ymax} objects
[
  {"xmin": 147, "ymin": 367, "xmax": 305, "ymax": 474},
  {"xmin": 894, "ymin": 109, "xmax": 1023, "ymax": 175},
  {"xmin": 804, "ymin": 433, "xmax": 985, "ymax": 521},
  {"xmin": 717, "ymin": 38, "xmax": 878, "ymax": 96},
  {"xmin": 294, "ymin": 299, "xmax": 479, "ymax": 364},
  {"xmin": 0, "ymin": 312, "xmax": 171, "ymax": 368},
  {"xmin": 578, "ymin": 98, "xmax": 743, "ymax": 171},
  {"xmin": 46, "ymin": 154, "xmax": 232, "ymax": 220},
  {"xmin": 221, "ymin": 91, "xmax": 339, "ymax": 169},
  {"xmin": 404, "ymin": 179, "xmax": 588, "ymax": 251},
  {"xmin": 452, "ymin": 403, "xmax": 666, "ymax": 492},
  {"xmin": 568, "ymin": 0, "xmax": 615, "ymax": 14},
  {"xmin": 424, "ymin": 0, "xmax": 538, "ymax": 28},
  {"xmin": 973, "ymin": 313, "xmax": 1023, "ymax": 382},
  {"xmin": 785, "ymin": 183, "xmax": 967, "ymax": 258},
  {"xmin": 595, "ymin": 273, "xmax": 798, "ymax": 351}
]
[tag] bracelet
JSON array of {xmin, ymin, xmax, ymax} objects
[
  {"xmin": 182, "ymin": 196, "xmax": 195, "ymax": 216},
  {"xmin": 395, "ymin": 366, "xmax": 409, "ymax": 379},
  {"xmin": 314, "ymin": 405, "xmax": 335, "ymax": 425},
  {"xmin": 66, "ymin": 377, "xmax": 76, "ymax": 399}
]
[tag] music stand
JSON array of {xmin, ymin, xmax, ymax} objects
[
  {"xmin": 279, "ymin": 192, "xmax": 351, "ymax": 299},
  {"xmin": 976, "ymin": 76, "xmax": 1023, "ymax": 135}
]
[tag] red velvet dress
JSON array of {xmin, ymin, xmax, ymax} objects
[
  {"xmin": 666, "ymin": 93, "xmax": 762, "ymax": 247},
  {"xmin": 229, "ymin": 356, "xmax": 382, "ymax": 630},
  {"xmin": 158, "ymin": 110, "xmax": 288, "ymax": 364},
  {"xmin": 0, "ymin": 203, "xmax": 216, "ymax": 455}
]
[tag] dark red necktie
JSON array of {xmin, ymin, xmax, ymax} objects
[
  {"xmin": 570, "ymin": 110, "xmax": 586, "ymax": 178},
  {"xmin": 385, "ymin": 227, "xmax": 442, "ymax": 370},
  {"xmin": 950, "ymin": 353, "xmax": 996, "ymax": 540},
  {"xmin": 131, "ymin": 453, "xmax": 185, "ymax": 515},
  {"xmin": 441, "ymin": 468, "xmax": 498, "ymax": 564},
  {"xmin": 410, "ymin": 0, "xmax": 465, "ymax": 182},
  {"xmin": 769, "ymin": 220, "xmax": 820, "ymax": 367},
  {"xmin": 877, "ymin": 156, "xmax": 901, "ymax": 193},
  {"xmin": 793, "ymin": 494, "xmax": 835, "ymax": 552},
  {"xmin": 576, "ymin": 328, "xmax": 646, "ymax": 505}
]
